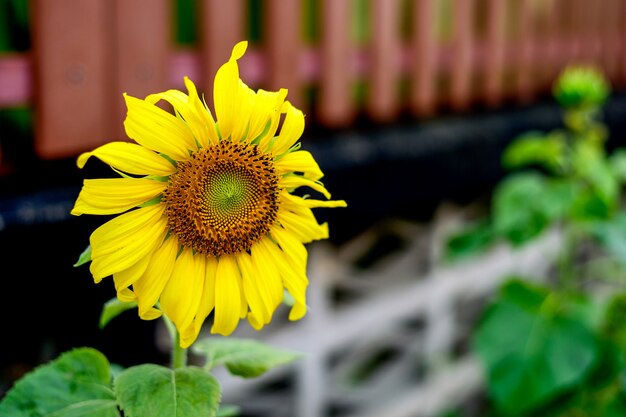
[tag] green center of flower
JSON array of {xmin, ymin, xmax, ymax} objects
[{"xmin": 162, "ymin": 140, "xmax": 279, "ymax": 256}]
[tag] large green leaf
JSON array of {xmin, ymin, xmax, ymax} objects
[
  {"xmin": 492, "ymin": 173, "xmax": 574, "ymax": 245},
  {"xmin": 474, "ymin": 282, "xmax": 599, "ymax": 416},
  {"xmin": 114, "ymin": 364, "xmax": 221, "ymax": 417},
  {"xmin": 0, "ymin": 347, "xmax": 119, "ymax": 417},
  {"xmin": 192, "ymin": 337, "xmax": 302, "ymax": 378}
]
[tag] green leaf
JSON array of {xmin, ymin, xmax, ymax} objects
[
  {"xmin": 192, "ymin": 337, "xmax": 303, "ymax": 378},
  {"xmin": 474, "ymin": 283, "xmax": 599, "ymax": 416},
  {"xmin": 589, "ymin": 212, "xmax": 626, "ymax": 267},
  {"xmin": 572, "ymin": 141, "xmax": 618, "ymax": 214},
  {"xmin": 74, "ymin": 245, "xmax": 92, "ymax": 267},
  {"xmin": 492, "ymin": 172, "xmax": 568, "ymax": 245},
  {"xmin": 498, "ymin": 278, "xmax": 550, "ymax": 311},
  {"xmin": 602, "ymin": 293, "xmax": 626, "ymax": 353},
  {"xmin": 444, "ymin": 219, "xmax": 495, "ymax": 261},
  {"xmin": 114, "ymin": 364, "xmax": 221, "ymax": 417},
  {"xmin": 609, "ymin": 149, "xmax": 626, "ymax": 183},
  {"xmin": 217, "ymin": 405, "xmax": 241, "ymax": 416},
  {"xmin": 502, "ymin": 130, "xmax": 566, "ymax": 172},
  {"xmin": 99, "ymin": 298, "xmax": 138, "ymax": 329},
  {"xmin": 0, "ymin": 347, "xmax": 119, "ymax": 417}
]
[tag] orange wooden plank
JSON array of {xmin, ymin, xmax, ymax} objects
[
  {"xmin": 367, "ymin": 0, "xmax": 401, "ymax": 122},
  {"xmin": 484, "ymin": 0, "xmax": 505, "ymax": 106},
  {"xmin": 32, "ymin": 0, "xmax": 111, "ymax": 159},
  {"xmin": 265, "ymin": 0, "xmax": 304, "ymax": 110},
  {"xmin": 317, "ymin": 0, "xmax": 354, "ymax": 127},
  {"xmin": 409, "ymin": 0, "xmax": 437, "ymax": 116},
  {"xmin": 199, "ymin": 0, "xmax": 245, "ymax": 113},
  {"xmin": 112, "ymin": 0, "xmax": 171, "ymax": 140},
  {"xmin": 449, "ymin": 0, "xmax": 474, "ymax": 110}
]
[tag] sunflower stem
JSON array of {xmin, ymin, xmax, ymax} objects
[
  {"xmin": 163, "ymin": 313, "xmax": 188, "ymax": 369},
  {"xmin": 172, "ymin": 332, "xmax": 188, "ymax": 369}
]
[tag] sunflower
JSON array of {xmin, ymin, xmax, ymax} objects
[{"xmin": 72, "ymin": 41, "xmax": 346, "ymax": 348}]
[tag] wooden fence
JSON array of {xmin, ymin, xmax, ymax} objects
[{"xmin": 1, "ymin": 0, "xmax": 625, "ymax": 162}]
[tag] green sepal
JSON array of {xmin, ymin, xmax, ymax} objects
[
  {"xmin": 0, "ymin": 347, "xmax": 119, "ymax": 417},
  {"xmin": 74, "ymin": 245, "xmax": 92, "ymax": 267},
  {"xmin": 99, "ymin": 298, "xmax": 138, "ymax": 329},
  {"xmin": 114, "ymin": 364, "xmax": 221, "ymax": 417},
  {"xmin": 192, "ymin": 336, "xmax": 302, "ymax": 378}
]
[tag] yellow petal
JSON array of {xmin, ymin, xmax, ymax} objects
[
  {"xmin": 89, "ymin": 204, "xmax": 167, "ymax": 281},
  {"xmin": 72, "ymin": 178, "xmax": 166, "ymax": 216},
  {"xmin": 214, "ymin": 41, "xmax": 250, "ymax": 141},
  {"xmin": 277, "ymin": 201, "xmax": 329, "ymax": 243},
  {"xmin": 272, "ymin": 101, "xmax": 304, "ymax": 155},
  {"xmin": 184, "ymin": 77, "xmax": 219, "ymax": 146},
  {"xmin": 282, "ymin": 192, "xmax": 348, "ymax": 209},
  {"xmin": 116, "ymin": 288, "xmax": 137, "ymax": 302},
  {"xmin": 274, "ymin": 150, "xmax": 324, "ymax": 181},
  {"xmin": 123, "ymin": 94, "xmax": 196, "ymax": 161},
  {"xmin": 249, "ymin": 239, "xmax": 285, "ymax": 313},
  {"xmin": 271, "ymin": 225, "xmax": 308, "ymax": 274},
  {"xmin": 133, "ymin": 236, "xmax": 180, "ymax": 319},
  {"xmin": 211, "ymin": 254, "xmax": 242, "ymax": 336},
  {"xmin": 146, "ymin": 77, "xmax": 219, "ymax": 148},
  {"xmin": 256, "ymin": 237, "xmax": 308, "ymax": 321},
  {"xmin": 77, "ymin": 142, "xmax": 175, "ymax": 176},
  {"xmin": 160, "ymin": 247, "xmax": 206, "ymax": 332},
  {"xmin": 230, "ymin": 81, "xmax": 255, "ymax": 142},
  {"xmin": 140, "ymin": 307, "xmax": 163, "ymax": 320},
  {"xmin": 237, "ymin": 251, "xmax": 272, "ymax": 327},
  {"xmin": 113, "ymin": 251, "xmax": 152, "ymax": 297},
  {"xmin": 280, "ymin": 175, "xmax": 331, "ymax": 199},
  {"xmin": 248, "ymin": 88, "xmax": 288, "ymax": 145},
  {"xmin": 180, "ymin": 255, "xmax": 218, "ymax": 348},
  {"xmin": 288, "ymin": 302, "xmax": 308, "ymax": 321}
]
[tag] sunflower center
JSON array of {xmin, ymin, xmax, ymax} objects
[{"xmin": 162, "ymin": 140, "xmax": 279, "ymax": 256}]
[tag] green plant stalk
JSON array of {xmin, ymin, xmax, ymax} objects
[{"xmin": 163, "ymin": 314, "xmax": 188, "ymax": 369}]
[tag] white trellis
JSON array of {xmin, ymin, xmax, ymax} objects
[{"xmin": 158, "ymin": 206, "xmax": 562, "ymax": 417}]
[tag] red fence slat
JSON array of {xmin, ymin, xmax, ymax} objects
[
  {"xmin": 409, "ymin": 0, "xmax": 436, "ymax": 116},
  {"xmin": 266, "ymin": 0, "xmax": 304, "ymax": 110},
  {"xmin": 484, "ymin": 0, "xmax": 505, "ymax": 106},
  {"xmin": 450, "ymin": 0, "xmax": 474, "ymax": 110},
  {"xmin": 317, "ymin": 0, "xmax": 354, "ymax": 127},
  {"xmin": 368, "ymin": 0, "xmax": 401, "ymax": 122},
  {"xmin": 32, "ymin": 0, "xmax": 111, "ymax": 159},
  {"xmin": 112, "ymin": 0, "xmax": 171, "ymax": 141},
  {"xmin": 515, "ymin": 0, "xmax": 534, "ymax": 103}
]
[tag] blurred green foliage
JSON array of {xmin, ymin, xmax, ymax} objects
[{"xmin": 446, "ymin": 66, "xmax": 626, "ymax": 416}]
